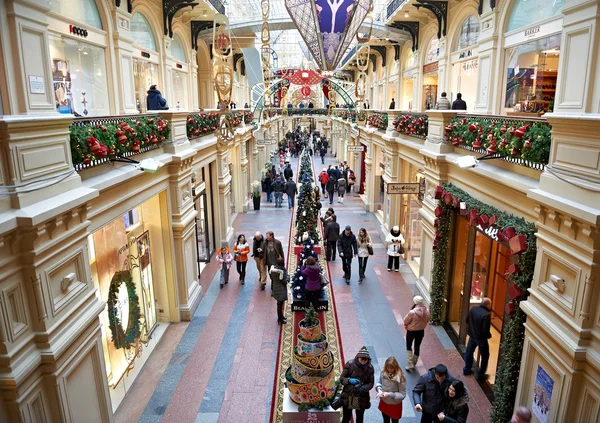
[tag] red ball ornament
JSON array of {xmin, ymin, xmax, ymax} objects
[
  {"xmin": 434, "ymin": 207, "xmax": 444, "ymax": 217},
  {"xmin": 505, "ymin": 303, "xmax": 516, "ymax": 316}
]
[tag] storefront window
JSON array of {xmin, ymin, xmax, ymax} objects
[
  {"xmin": 506, "ymin": 0, "xmax": 565, "ymax": 33},
  {"xmin": 424, "ymin": 38, "xmax": 439, "ymax": 64},
  {"xmin": 454, "ymin": 16, "xmax": 480, "ymax": 51},
  {"xmin": 49, "ymin": 35, "xmax": 109, "ymax": 116},
  {"xmin": 172, "ymin": 71, "xmax": 188, "ymax": 110},
  {"xmin": 171, "ymin": 34, "xmax": 187, "ymax": 63},
  {"xmin": 131, "ymin": 13, "xmax": 157, "ymax": 52},
  {"xmin": 48, "ymin": 0, "xmax": 103, "ymax": 29},
  {"xmin": 504, "ymin": 35, "xmax": 560, "ymax": 115}
]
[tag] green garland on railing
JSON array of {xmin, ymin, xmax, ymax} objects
[
  {"xmin": 393, "ymin": 113, "xmax": 428, "ymax": 137},
  {"xmin": 367, "ymin": 112, "xmax": 388, "ymax": 130},
  {"xmin": 429, "ymin": 182, "xmax": 537, "ymax": 423},
  {"xmin": 444, "ymin": 116, "xmax": 551, "ymax": 165},
  {"xmin": 187, "ymin": 112, "xmax": 219, "ymax": 138},
  {"xmin": 70, "ymin": 116, "xmax": 170, "ymax": 166}
]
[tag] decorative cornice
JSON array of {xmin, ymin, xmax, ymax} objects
[
  {"xmin": 414, "ymin": 0, "xmax": 448, "ymax": 39},
  {"xmin": 191, "ymin": 20, "xmax": 214, "ymax": 50},
  {"xmin": 163, "ymin": 0, "xmax": 198, "ymax": 38},
  {"xmin": 370, "ymin": 45, "xmax": 387, "ymax": 68}
]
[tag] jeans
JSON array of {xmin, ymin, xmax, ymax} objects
[
  {"xmin": 236, "ymin": 261, "xmax": 247, "ymax": 279},
  {"xmin": 274, "ymin": 192, "xmax": 283, "ymax": 207},
  {"xmin": 382, "ymin": 413, "xmax": 399, "ymax": 423},
  {"xmin": 463, "ymin": 337, "xmax": 490, "ymax": 376},
  {"xmin": 341, "ymin": 255, "xmax": 353, "ymax": 279},
  {"xmin": 220, "ymin": 264, "xmax": 229, "ymax": 285},
  {"xmin": 288, "ymin": 195, "xmax": 295, "ymax": 208},
  {"xmin": 326, "ymin": 241, "xmax": 337, "ymax": 260},
  {"xmin": 321, "ymin": 155, "xmax": 325, "ymax": 164},
  {"xmin": 328, "ymin": 191, "xmax": 334, "ymax": 204},
  {"xmin": 406, "ymin": 329, "xmax": 425, "ymax": 356},
  {"xmin": 387, "ymin": 255, "xmax": 400, "ymax": 271},
  {"xmin": 342, "ymin": 407, "xmax": 364, "ymax": 423},
  {"xmin": 357, "ymin": 256, "xmax": 368, "ymax": 278},
  {"xmin": 266, "ymin": 191, "xmax": 272, "ymax": 202}
]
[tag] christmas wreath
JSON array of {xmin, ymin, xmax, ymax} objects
[{"xmin": 107, "ymin": 271, "xmax": 141, "ymax": 349}]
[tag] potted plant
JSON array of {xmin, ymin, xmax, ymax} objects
[{"xmin": 251, "ymin": 180, "xmax": 261, "ymax": 210}]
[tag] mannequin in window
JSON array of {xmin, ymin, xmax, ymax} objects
[{"xmin": 146, "ymin": 85, "xmax": 169, "ymax": 110}]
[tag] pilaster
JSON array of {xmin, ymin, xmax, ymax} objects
[
  {"xmin": 381, "ymin": 137, "xmax": 402, "ymax": 234},
  {"xmin": 216, "ymin": 144, "xmax": 234, "ymax": 245},
  {"xmin": 109, "ymin": 5, "xmax": 137, "ymax": 114},
  {"xmin": 473, "ymin": 9, "xmax": 499, "ymax": 114},
  {"xmin": 159, "ymin": 111, "xmax": 191, "ymax": 154},
  {"xmin": 363, "ymin": 138, "xmax": 379, "ymax": 212}
]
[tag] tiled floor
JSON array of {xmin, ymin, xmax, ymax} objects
[{"xmin": 115, "ymin": 153, "xmax": 492, "ymax": 423}]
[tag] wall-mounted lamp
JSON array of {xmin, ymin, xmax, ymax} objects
[
  {"xmin": 203, "ymin": 9, "xmax": 207, "ymax": 17},
  {"xmin": 404, "ymin": 11, "xmax": 409, "ymax": 18}
]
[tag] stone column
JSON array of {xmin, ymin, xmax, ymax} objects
[
  {"xmin": 554, "ymin": 0, "xmax": 600, "ymax": 114},
  {"xmin": 473, "ymin": 10, "xmax": 500, "ymax": 114},
  {"xmin": 159, "ymin": 111, "xmax": 191, "ymax": 154},
  {"xmin": 380, "ymin": 137, "xmax": 402, "ymax": 234},
  {"xmin": 2, "ymin": 0, "xmax": 55, "ymax": 114},
  {"xmin": 216, "ymin": 143, "xmax": 234, "ymax": 245},
  {"xmin": 238, "ymin": 138, "xmax": 250, "ymax": 212},
  {"xmin": 386, "ymin": 110, "xmax": 401, "ymax": 137},
  {"xmin": 190, "ymin": 50, "xmax": 200, "ymax": 111},
  {"xmin": 363, "ymin": 138, "xmax": 379, "ymax": 212},
  {"xmin": 109, "ymin": 3, "xmax": 138, "ymax": 114},
  {"xmin": 515, "ymin": 113, "xmax": 600, "ymax": 420}
]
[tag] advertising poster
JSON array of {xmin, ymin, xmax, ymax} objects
[{"xmin": 532, "ymin": 365, "xmax": 553, "ymax": 423}]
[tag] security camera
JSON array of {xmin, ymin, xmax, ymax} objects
[
  {"xmin": 138, "ymin": 158, "xmax": 163, "ymax": 174},
  {"xmin": 455, "ymin": 155, "xmax": 478, "ymax": 169}
]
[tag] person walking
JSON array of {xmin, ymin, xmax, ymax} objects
[
  {"xmin": 273, "ymin": 176, "xmax": 285, "ymax": 208},
  {"xmin": 146, "ymin": 85, "xmax": 169, "ymax": 110},
  {"xmin": 347, "ymin": 170, "xmax": 356, "ymax": 194},
  {"xmin": 338, "ymin": 225, "xmax": 358, "ymax": 284},
  {"xmin": 404, "ymin": 296, "xmax": 431, "ymax": 371},
  {"xmin": 233, "ymin": 234, "xmax": 250, "ymax": 285},
  {"xmin": 340, "ymin": 346, "xmax": 374, "ymax": 423},
  {"xmin": 326, "ymin": 176, "xmax": 336, "ymax": 205},
  {"xmin": 463, "ymin": 297, "xmax": 492, "ymax": 380},
  {"xmin": 264, "ymin": 171, "xmax": 273, "ymax": 202},
  {"xmin": 356, "ymin": 228, "xmax": 372, "ymax": 283},
  {"xmin": 320, "ymin": 145, "xmax": 327, "ymax": 164},
  {"xmin": 284, "ymin": 163, "xmax": 293, "ymax": 180},
  {"xmin": 324, "ymin": 215, "xmax": 340, "ymax": 261},
  {"xmin": 451, "ymin": 93, "xmax": 467, "ymax": 110},
  {"xmin": 270, "ymin": 257, "xmax": 288, "ymax": 324},
  {"xmin": 437, "ymin": 380, "xmax": 469, "ymax": 423},
  {"xmin": 413, "ymin": 364, "xmax": 454, "ymax": 423},
  {"xmin": 285, "ymin": 177, "xmax": 298, "ymax": 209},
  {"xmin": 376, "ymin": 357, "xmax": 406, "ymax": 423},
  {"xmin": 216, "ymin": 241, "xmax": 233, "ymax": 289},
  {"xmin": 252, "ymin": 232, "xmax": 267, "ymax": 290},
  {"xmin": 301, "ymin": 256, "xmax": 322, "ymax": 311},
  {"xmin": 265, "ymin": 231, "xmax": 285, "ymax": 284},
  {"xmin": 436, "ymin": 92, "xmax": 451, "ymax": 110},
  {"xmin": 385, "ymin": 226, "xmax": 405, "ymax": 272},
  {"xmin": 318, "ymin": 169, "xmax": 329, "ymax": 195},
  {"xmin": 337, "ymin": 177, "xmax": 347, "ymax": 204}
]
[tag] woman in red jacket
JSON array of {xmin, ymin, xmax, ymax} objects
[{"xmin": 233, "ymin": 234, "xmax": 250, "ymax": 285}]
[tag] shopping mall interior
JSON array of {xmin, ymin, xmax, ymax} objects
[{"xmin": 0, "ymin": 0, "xmax": 599, "ymax": 422}]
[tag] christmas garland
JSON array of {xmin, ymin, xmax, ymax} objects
[
  {"xmin": 187, "ymin": 112, "xmax": 219, "ymax": 138},
  {"xmin": 429, "ymin": 183, "xmax": 537, "ymax": 422},
  {"xmin": 444, "ymin": 116, "xmax": 551, "ymax": 165},
  {"xmin": 367, "ymin": 112, "xmax": 388, "ymax": 130},
  {"xmin": 106, "ymin": 271, "xmax": 142, "ymax": 350},
  {"xmin": 393, "ymin": 113, "xmax": 428, "ymax": 138},
  {"xmin": 70, "ymin": 116, "xmax": 170, "ymax": 166}
]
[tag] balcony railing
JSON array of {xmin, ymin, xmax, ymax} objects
[
  {"xmin": 443, "ymin": 114, "xmax": 551, "ymax": 170},
  {"xmin": 70, "ymin": 114, "xmax": 170, "ymax": 171},
  {"xmin": 387, "ymin": 0, "xmax": 409, "ymax": 20}
]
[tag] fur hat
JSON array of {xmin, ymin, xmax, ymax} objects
[
  {"xmin": 413, "ymin": 295, "xmax": 424, "ymax": 305},
  {"xmin": 356, "ymin": 346, "xmax": 370, "ymax": 360}
]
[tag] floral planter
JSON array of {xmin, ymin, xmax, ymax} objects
[{"xmin": 252, "ymin": 196, "xmax": 261, "ymax": 210}]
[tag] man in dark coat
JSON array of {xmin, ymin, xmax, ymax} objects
[
  {"xmin": 451, "ymin": 93, "xmax": 467, "ymax": 110},
  {"xmin": 337, "ymin": 225, "xmax": 358, "ymax": 284},
  {"xmin": 325, "ymin": 177, "xmax": 336, "ymax": 205},
  {"xmin": 272, "ymin": 176, "xmax": 285, "ymax": 208},
  {"xmin": 284, "ymin": 163, "xmax": 293, "ymax": 180},
  {"xmin": 285, "ymin": 178, "xmax": 297, "ymax": 209},
  {"xmin": 324, "ymin": 215, "xmax": 340, "ymax": 261},
  {"xmin": 413, "ymin": 364, "xmax": 455, "ymax": 422},
  {"xmin": 320, "ymin": 145, "xmax": 327, "ymax": 164},
  {"xmin": 463, "ymin": 297, "xmax": 492, "ymax": 380},
  {"xmin": 146, "ymin": 85, "xmax": 168, "ymax": 110}
]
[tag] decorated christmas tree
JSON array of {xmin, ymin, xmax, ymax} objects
[
  {"xmin": 291, "ymin": 234, "xmax": 320, "ymax": 301},
  {"xmin": 295, "ymin": 149, "xmax": 320, "ymax": 243}
]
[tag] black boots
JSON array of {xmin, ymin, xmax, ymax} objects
[{"xmin": 240, "ymin": 271, "xmax": 246, "ymax": 285}]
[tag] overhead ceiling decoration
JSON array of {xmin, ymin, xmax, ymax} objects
[
  {"xmin": 414, "ymin": 0, "xmax": 448, "ymax": 39},
  {"xmin": 285, "ymin": 0, "xmax": 374, "ymax": 70},
  {"xmin": 288, "ymin": 69, "xmax": 322, "ymax": 86}
]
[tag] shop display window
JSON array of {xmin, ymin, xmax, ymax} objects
[
  {"xmin": 454, "ymin": 15, "xmax": 480, "ymax": 51},
  {"xmin": 131, "ymin": 13, "xmax": 157, "ymax": 52},
  {"xmin": 504, "ymin": 35, "xmax": 560, "ymax": 116},
  {"xmin": 172, "ymin": 71, "xmax": 188, "ymax": 110},
  {"xmin": 424, "ymin": 38, "xmax": 439, "ymax": 64},
  {"xmin": 506, "ymin": 0, "xmax": 565, "ymax": 33},
  {"xmin": 49, "ymin": 35, "xmax": 109, "ymax": 116},
  {"xmin": 48, "ymin": 0, "xmax": 103, "ymax": 29}
]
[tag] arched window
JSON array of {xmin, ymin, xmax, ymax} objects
[
  {"xmin": 48, "ymin": 0, "xmax": 103, "ymax": 29},
  {"xmin": 131, "ymin": 13, "xmax": 157, "ymax": 52},
  {"xmin": 406, "ymin": 49, "xmax": 416, "ymax": 69},
  {"xmin": 506, "ymin": 0, "xmax": 565, "ymax": 32},
  {"xmin": 425, "ymin": 38, "xmax": 439, "ymax": 64},
  {"xmin": 171, "ymin": 34, "xmax": 187, "ymax": 62},
  {"xmin": 454, "ymin": 16, "xmax": 480, "ymax": 51}
]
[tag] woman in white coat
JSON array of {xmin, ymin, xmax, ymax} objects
[{"xmin": 385, "ymin": 226, "xmax": 405, "ymax": 272}]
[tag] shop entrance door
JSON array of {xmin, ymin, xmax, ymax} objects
[{"xmin": 194, "ymin": 188, "xmax": 211, "ymax": 279}]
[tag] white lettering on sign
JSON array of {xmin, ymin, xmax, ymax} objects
[
  {"xmin": 524, "ymin": 26, "xmax": 540, "ymax": 37},
  {"xmin": 477, "ymin": 224, "xmax": 499, "ymax": 241}
]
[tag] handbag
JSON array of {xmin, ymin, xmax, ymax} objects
[
  {"xmin": 398, "ymin": 243, "xmax": 405, "ymax": 254},
  {"xmin": 320, "ymin": 274, "xmax": 329, "ymax": 286},
  {"xmin": 367, "ymin": 245, "xmax": 374, "ymax": 256}
]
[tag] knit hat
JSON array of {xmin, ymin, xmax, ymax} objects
[
  {"xmin": 392, "ymin": 225, "xmax": 400, "ymax": 232},
  {"xmin": 413, "ymin": 295, "xmax": 424, "ymax": 305},
  {"xmin": 356, "ymin": 346, "xmax": 370, "ymax": 360},
  {"xmin": 345, "ymin": 225, "xmax": 352, "ymax": 231}
]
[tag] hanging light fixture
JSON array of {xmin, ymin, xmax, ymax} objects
[{"xmin": 285, "ymin": 0, "xmax": 373, "ymax": 70}]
